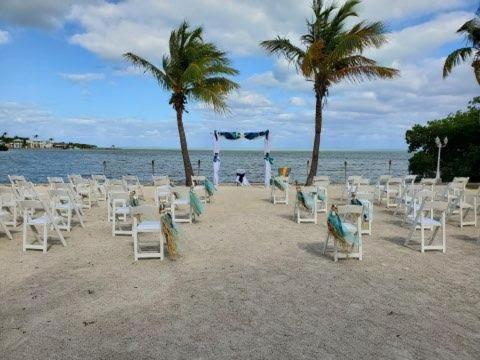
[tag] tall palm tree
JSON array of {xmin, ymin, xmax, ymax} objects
[
  {"xmin": 443, "ymin": 7, "xmax": 480, "ymax": 84},
  {"xmin": 124, "ymin": 21, "xmax": 239, "ymax": 186},
  {"xmin": 261, "ymin": 0, "xmax": 399, "ymax": 185}
]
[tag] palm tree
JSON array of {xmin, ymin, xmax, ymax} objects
[
  {"xmin": 261, "ymin": 0, "xmax": 399, "ymax": 185},
  {"xmin": 124, "ymin": 21, "xmax": 239, "ymax": 186},
  {"xmin": 443, "ymin": 7, "xmax": 480, "ymax": 84}
]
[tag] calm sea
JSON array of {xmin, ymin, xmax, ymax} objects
[{"xmin": 0, "ymin": 149, "xmax": 410, "ymax": 184}]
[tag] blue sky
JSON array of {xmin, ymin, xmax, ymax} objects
[{"xmin": 0, "ymin": 0, "xmax": 478, "ymax": 150}]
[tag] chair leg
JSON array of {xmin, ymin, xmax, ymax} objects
[
  {"xmin": 22, "ymin": 220, "xmax": 27, "ymax": 252},
  {"xmin": 442, "ymin": 213, "xmax": 446, "ymax": 253},
  {"xmin": 43, "ymin": 224, "xmax": 48, "ymax": 253},
  {"xmin": 133, "ymin": 230, "xmax": 138, "ymax": 261},
  {"xmin": 1, "ymin": 222, "xmax": 12, "ymax": 240},
  {"xmin": 420, "ymin": 226, "xmax": 425, "ymax": 253}
]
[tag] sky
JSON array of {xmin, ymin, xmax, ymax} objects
[{"xmin": 0, "ymin": 0, "xmax": 478, "ymax": 151}]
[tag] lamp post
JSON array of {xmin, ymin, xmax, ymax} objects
[{"xmin": 435, "ymin": 136, "xmax": 448, "ymax": 182}]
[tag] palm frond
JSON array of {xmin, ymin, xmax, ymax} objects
[
  {"xmin": 443, "ymin": 47, "xmax": 474, "ymax": 78},
  {"xmin": 123, "ymin": 52, "xmax": 170, "ymax": 89},
  {"xmin": 472, "ymin": 57, "xmax": 480, "ymax": 85},
  {"xmin": 332, "ymin": 65, "xmax": 399, "ymax": 83},
  {"xmin": 260, "ymin": 37, "xmax": 305, "ymax": 64}
]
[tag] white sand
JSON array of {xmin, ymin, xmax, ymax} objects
[{"xmin": 1, "ymin": 185, "xmax": 479, "ymax": 359}]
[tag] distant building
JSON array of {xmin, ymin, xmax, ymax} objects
[{"xmin": 12, "ymin": 139, "xmax": 23, "ymax": 149}]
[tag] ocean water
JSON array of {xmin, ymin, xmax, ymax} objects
[{"xmin": 0, "ymin": 149, "xmax": 410, "ymax": 184}]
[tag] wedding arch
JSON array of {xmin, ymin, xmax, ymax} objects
[{"xmin": 212, "ymin": 130, "xmax": 273, "ymax": 187}]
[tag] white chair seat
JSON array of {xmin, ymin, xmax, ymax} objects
[
  {"xmin": 458, "ymin": 202, "xmax": 473, "ymax": 209},
  {"xmin": 55, "ymin": 204, "xmax": 71, "ymax": 210},
  {"xmin": 419, "ymin": 218, "xmax": 441, "ymax": 227},
  {"xmin": 175, "ymin": 199, "xmax": 189, "ymax": 206},
  {"xmin": 115, "ymin": 207, "xmax": 130, "ymax": 215},
  {"xmin": 28, "ymin": 215, "xmax": 51, "ymax": 225},
  {"xmin": 136, "ymin": 221, "xmax": 161, "ymax": 231}
]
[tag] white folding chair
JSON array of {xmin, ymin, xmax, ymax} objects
[
  {"xmin": 111, "ymin": 192, "xmax": 132, "ymax": 236},
  {"xmin": 313, "ymin": 176, "xmax": 329, "ymax": 213},
  {"xmin": 131, "ymin": 205, "xmax": 164, "ymax": 261},
  {"xmin": 155, "ymin": 185, "xmax": 172, "ymax": 207},
  {"xmin": 92, "ymin": 175, "xmax": 108, "ymax": 201},
  {"xmin": 420, "ymin": 178, "xmax": 436, "ymax": 192},
  {"xmin": 191, "ymin": 175, "xmax": 209, "ymax": 204},
  {"xmin": 323, "ymin": 205, "xmax": 363, "ymax": 261},
  {"xmin": 123, "ymin": 175, "xmax": 144, "ymax": 199},
  {"xmin": 0, "ymin": 187, "xmax": 18, "ymax": 227},
  {"xmin": 375, "ymin": 175, "xmax": 391, "ymax": 203},
  {"xmin": 271, "ymin": 176, "xmax": 289, "ymax": 205},
  {"xmin": 384, "ymin": 177, "xmax": 403, "ymax": 208},
  {"xmin": 0, "ymin": 209, "xmax": 13, "ymax": 240},
  {"xmin": 47, "ymin": 177, "xmax": 65, "ymax": 189},
  {"xmin": 294, "ymin": 186, "xmax": 318, "ymax": 224},
  {"xmin": 19, "ymin": 200, "xmax": 66, "ymax": 253},
  {"xmin": 171, "ymin": 189, "xmax": 192, "ymax": 224},
  {"xmin": 405, "ymin": 201, "xmax": 448, "ymax": 253}
]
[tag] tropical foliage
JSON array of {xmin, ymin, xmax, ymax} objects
[
  {"xmin": 443, "ymin": 7, "xmax": 480, "ymax": 84},
  {"xmin": 124, "ymin": 21, "xmax": 239, "ymax": 185},
  {"xmin": 406, "ymin": 97, "xmax": 480, "ymax": 182},
  {"xmin": 261, "ymin": 0, "xmax": 398, "ymax": 184}
]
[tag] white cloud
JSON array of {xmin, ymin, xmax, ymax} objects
[
  {"xmin": 289, "ymin": 97, "xmax": 307, "ymax": 106},
  {"xmin": 60, "ymin": 72, "xmax": 105, "ymax": 84},
  {"xmin": 0, "ymin": 30, "xmax": 10, "ymax": 45}
]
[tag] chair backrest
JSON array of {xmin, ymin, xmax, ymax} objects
[
  {"xmin": 377, "ymin": 175, "xmax": 391, "ymax": 185},
  {"xmin": 152, "ymin": 175, "xmax": 169, "ymax": 186},
  {"xmin": 314, "ymin": 176, "xmax": 330, "ymax": 187},
  {"xmin": 337, "ymin": 204, "xmax": 363, "ymax": 216},
  {"xmin": 404, "ymin": 175, "xmax": 417, "ymax": 184},
  {"xmin": 130, "ymin": 205, "xmax": 159, "ymax": 222},
  {"xmin": 48, "ymin": 177, "xmax": 64, "ymax": 184},
  {"xmin": 68, "ymin": 174, "xmax": 83, "ymax": 184},
  {"xmin": 92, "ymin": 174, "xmax": 107, "ymax": 183},
  {"xmin": 191, "ymin": 176, "xmax": 206, "ymax": 186},
  {"xmin": 109, "ymin": 192, "xmax": 130, "ymax": 202},
  {"xmin": 420, "ymin": 178, "xmax": 436, "ymax": 185},
  {"xmin": 452, "ymin": 177, "xmax": 469, "ymax": 188},
  {"xmin": 299, "ymin": 186, "xmax": 316, "ymax": 193},
  {"xmin": 123, "ymin": 175, "xmax": 140, "ymax": 185},
  {"xmin": 8, "ymin": 175, "xmax": 26, "ymax": 186},
  {"xmin": 19, "ymin": 200, "xmax": 44, "ymax": 211}
]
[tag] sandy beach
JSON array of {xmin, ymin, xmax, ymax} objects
[{"xmin": 1, "ymin": 185, "xmax": 479, "ymax": 359}]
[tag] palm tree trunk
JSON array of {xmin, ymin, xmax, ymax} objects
[
  {"xmin": 306, "ymin": 85, "xmax": 324, "ymax": 185},
  {"xmin": 175, "ymin": 107, "xmax": 194, "ymax": 186}
]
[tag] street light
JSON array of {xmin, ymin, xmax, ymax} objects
[{"xmin": 435, "ymin": 136, "xmax": 448, "ymax": 182}]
